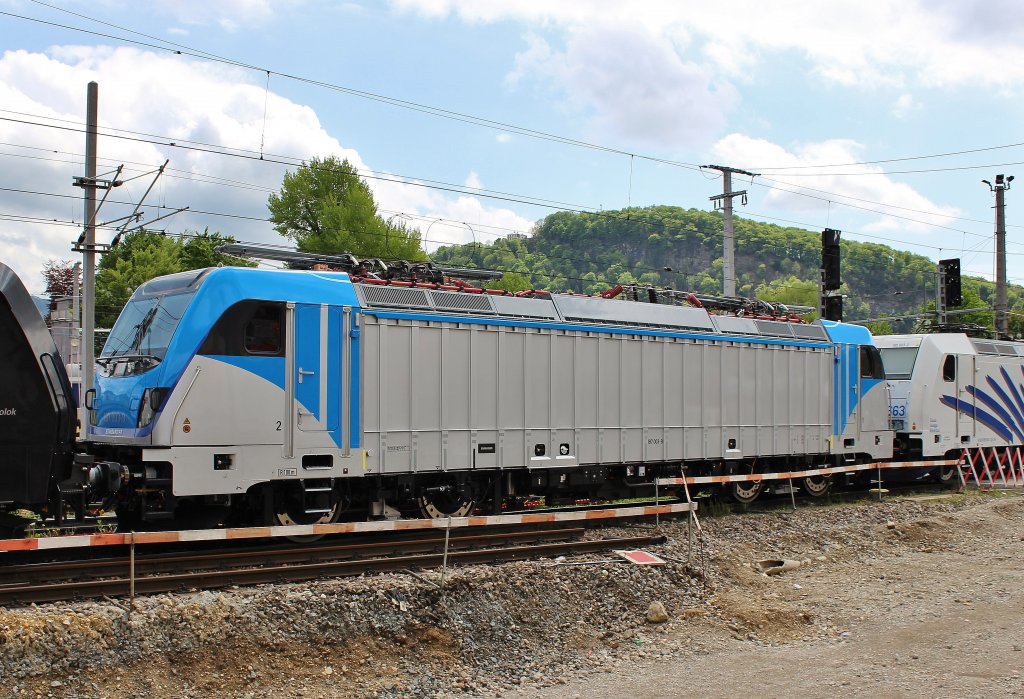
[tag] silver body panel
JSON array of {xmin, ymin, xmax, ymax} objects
[{"xmin": 360, "ymin": 315, "xmax": 833, "ymax": 475}]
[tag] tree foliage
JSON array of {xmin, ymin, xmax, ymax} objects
[
  {"xmin": 268, "ymin": 156, "xmax": 425, "ymax": 260},
  {"xmin": 95, "ymin": 229, "xmax": 254, "ymax": 327},
  {"xmin": 431, "ymin": 205, "xmax": 1024, "ymax": 336},
  {"xmin": 42, "ymin": 259, "xmax": 76, "ymax": 305}
]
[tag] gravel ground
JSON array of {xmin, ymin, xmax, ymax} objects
[{"xmin": 0, "ymin": 490, "xmax": 1017, "ymax": 698}]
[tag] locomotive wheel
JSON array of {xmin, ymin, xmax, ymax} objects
[
  {"xmin": 417, "ymin": 488, "xmax": 475, "ymax": 519},
  {"xmin": 802, "ymin": 475, "xmax": 832, "ymax": 498},
  {"xmin": 727, "ymin": 479, "xmax": 764, "ymax": 505},
  {"xmin": 935, "ymin": 465, "xmax": 960, "ymax": 489},
  {"xmin": 271, "ymin": 487, "xmax": 345, "ymax": 527},
  {"xmin": 273, "ymin": 500, "xmax": 343, "ymax": 527}
]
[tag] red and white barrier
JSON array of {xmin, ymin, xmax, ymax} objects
[
  {"xmin": 959, "ymin": 446, "xmax": 1024, "ymax": 488},
  {"xmin": 656, "ymin": 458, "xmax": 958, "ymax": 487},
  {"xmin": 0, "ymin": 502, "xmax": 695, "ymax": 553}
]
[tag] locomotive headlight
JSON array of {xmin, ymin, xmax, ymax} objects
[{"xmin": 137, "ymin": 387, "xmax": 169, "ymax": 428}]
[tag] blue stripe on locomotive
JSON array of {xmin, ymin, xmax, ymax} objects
[
  {"xmin": 939, "ymin": 365, "xmax": 1024, "ymax": 443},
  {"xmin": 821, "ymin": 321, "xmax": 883, "ymax": 438},
  {"xmin": 91, "ymin": 268, "xmax": 360, "ymax": 444}
]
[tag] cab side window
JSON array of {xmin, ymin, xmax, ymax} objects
[
  {"xmin": 942, "ymin": 355, "xmax": 956, "ymax": 382},
  {"xmin": 244, "ymin": 306, "xmax": 283, "ymax": 354},
  {"xmin": 200, "ymin": 301, "xmax": 285, "ymax": 357},
  {"xmin": 859, "ymin": 346, "xmax": 885, "ymax": 379}
]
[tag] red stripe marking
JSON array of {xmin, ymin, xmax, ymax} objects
[
  {"xmin": 136, "ymin": 531, "xmax": 189, "ymax": 544},
  {"xmin": 90, "ymin": 533, "xmax": 129, "ymax": 547},
  {"xmin": 0, "ymin": 539, "xmax": 40, "ymax": 552}
]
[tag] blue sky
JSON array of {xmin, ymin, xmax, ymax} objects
[{"xmin": 2, "ymin": 0, "xmax": 1023, "ymax": 297}]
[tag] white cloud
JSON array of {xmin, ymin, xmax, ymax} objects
[
  {"xmin": 392, "ymin": 0, "xmax": 1024, "ymax": 90},
  {"xmin": 373, "ymin": 175, "xmax": 535, "ymax": 250},
  {"xmin": 416, "ymin": 197, "xmax": 534, "ymax": 249},
  {"xmin": 509, "ymin": 26, "xmax": 737, "ymax": 149},
  {"xmin": 0, "ymin": 46, "xmax": 535, "ymax": 292},
  {"xmin": 892, "ymin": 94, "xmax": 920, "ymax": 120},
  {"xmin": 710, "ymin": 133, "xmax": 961, "ymax": 232},
  {"xmin": 495, "ymin": 132, "xmax": 512, "ymax": 143},
  {"xmin": 505, "ymin": 32, "xmax": 552, "ymax": 87},
  {"xmin": 464, "ymin": 171, "xmax": 483, "ymax": 189},
  {"xmin": 152, "ymin": 0, "xmax": 281, "ymax": 30}
]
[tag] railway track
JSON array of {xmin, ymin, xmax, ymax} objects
[{"xmin": 0, "ymin": 526, "xmax": 667, "ymax": 606}]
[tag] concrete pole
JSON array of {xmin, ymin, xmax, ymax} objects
[
  {"xmin": 705, "ymin": 164, "xmax": 756, "ymax": 298},
  {"xmin": 722, "ymin": 170, "xmax": 736, "ymax": 297},
  {"xmin": 81, "ymin": 82, "xmax": 98, "ymax": 435},
  {"xmin": 995, "ymin": 183, "xmax": 1008, "ymax": 338}
]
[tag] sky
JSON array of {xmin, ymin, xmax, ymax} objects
[{"xmin": 2, "ymin": 0, "xmax": 1024, "ymax": 299}]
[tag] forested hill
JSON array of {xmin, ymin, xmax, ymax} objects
[{"xmin": 430, "ymin": 205, "xmax": 1024, "ymax": 335}]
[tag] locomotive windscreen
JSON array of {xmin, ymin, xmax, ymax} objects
[
  {"xmin": 879, "ymin": 346, "xmax": 920, "ymax": 380},
  {"xmin": 99, "ymin": 268, "xmax": 206, "ymax": 374},
  {"xmin": 0, "ymin": 262, "xmax": 75, "ymax": 505}
]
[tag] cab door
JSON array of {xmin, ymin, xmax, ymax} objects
[
  {"xmin": 856, "ymin": 343, "xmax": 897, "ymax": 458},
  {"xmin": 859, "ymin": 345, "xmax": 890, "ymax": 434},
  {"xmin": 284, "ymin": 303, "xmax": 348, "ymax": 460},
  {"xmin": 295, "ymin": 304, "xmax": 328, "ymax": 434},
  {"xmin": 284, "ymin": 302, "xmax": 354, "ymax": 461}
]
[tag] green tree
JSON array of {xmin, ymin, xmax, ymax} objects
[
  {"xmin": 486, "ymin": 272, "xmax": 533, "ymax": 293},
  {"xmin": 95, "ymin": 229, "xmax": 255, "ymax": 328},
  {"xmin": 96, "ymin": 232, "xmax": 182, "ymax": 328},
  {"xmin": 429, "ymin": 204, "xmax": 1024, "ymax": 328},
  {"xmin": 754, "ymin": 276, "xmax": 819, "ymax": 308},
  {"xmin": 865, "ymin": 319, "xmax": 894, "ymax": 336},
  {"xmin": 948, "ymin": 282, "xmax": 994, "ymax": 330},
  {"xmin": 180, "ymin": 229, "xmax": 257, "ymax": 270},
  {"xmin": 268, "ymin": 156, "xmax": 425, "ymax": 260}
]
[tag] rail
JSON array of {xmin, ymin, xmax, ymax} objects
[
  {"xmin": 0, "ymin": 502, "xmax": 694, "ymax": 553},
  {"xmin": 0, "ymin": 529, "xmax": 666, "ymax": 605}
]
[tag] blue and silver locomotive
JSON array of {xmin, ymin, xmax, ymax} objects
[{"xmin": 0, "ymin": 256, "xmax": 901, "ymax": 528}]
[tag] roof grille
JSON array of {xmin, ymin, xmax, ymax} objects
[
  {"xmin": 428, "ymin": 290, "xmax": 495, "ymax": 314},
  {"xmin": 753, "ymin": 320, "xmax": 795, "ymax": 337},
  {"xmin": 359, "ymin": 285, "xmax": 432, "ymax": 310},
  {"xmin": 791, "ymin": 324, "xmax": 829, "ymax": 340}
]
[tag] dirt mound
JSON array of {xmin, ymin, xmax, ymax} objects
[
  {"xmin": 711, "ymin": 589, "xmax": 814, "ymax": 643},
  {"xmin": 3, "ymin": 491, "xmax": 1018, "ymax": 699}
]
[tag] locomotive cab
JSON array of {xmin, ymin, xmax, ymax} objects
[
  {"xmin": 876, "ymin": 335, "xmax": 924, "ymax": 457},
  {"xmin": 90, "ymin": 268, "xmax": 209, "ymax": 442},
  {"xmin": 0, "ymin": 262, "xmax": 76, "ymax": 511},
  {"xmin": 878, "ymin": 333, "xmax": 1024, "ymax": 461},
  {"xmin": 821, "ymin": 321, "xmax": 893, "ymax": 462}
]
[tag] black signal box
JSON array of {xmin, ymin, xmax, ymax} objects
[
  {"xmin": 939, "ymin": 258, "xmax": 962, "ymax": 307},
  {"xmin": 822, "ymin": 229, "xmax": 841, "ymax": 291},
  {"xmin": 823, "ymin": 295, "xmax": 843, "ymax": 321}
]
